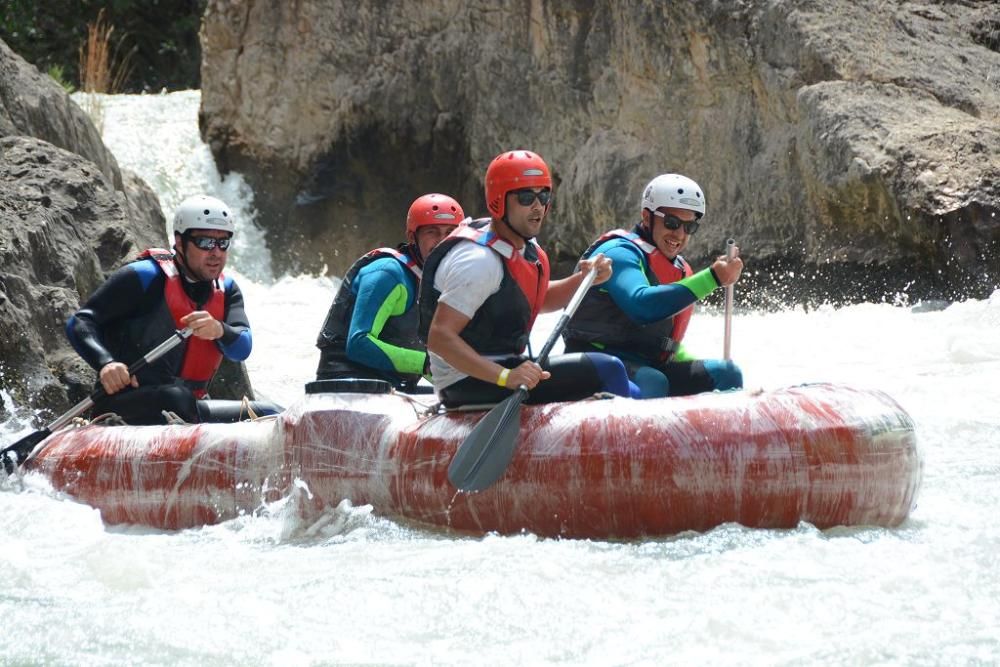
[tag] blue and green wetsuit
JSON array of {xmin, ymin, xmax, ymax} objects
[
  {"xmin": 315, "ymin": 246, "xmax": 428, "ymax": 391},
  {"xmin": 563, "ymin": 226, "xmax": 743, "ymax": 398}
]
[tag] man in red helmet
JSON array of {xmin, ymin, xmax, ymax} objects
[
  {"xmin": 419, "ymin": 150, "xmax": 638, "ymax": 407},
  {"xmin": 315, "ymin": 193, "xmax": 464, "ymax": 392}
]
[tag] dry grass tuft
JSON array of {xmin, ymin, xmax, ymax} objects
[{"xmin": 78, "ymin": 9, "xmax": 134, "ymax": 133}]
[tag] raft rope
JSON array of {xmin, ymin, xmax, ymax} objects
[
  {"xmin": 89, "ymin": 413, "xmax": 127, "ymax": 426},
  {"xmin": 394, "ymin": 390, "xmax": 441, "ymax": 417}
]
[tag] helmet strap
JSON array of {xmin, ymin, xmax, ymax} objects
[
  {"xmin": 172, "ymin": 239, "xmax": 192, "ymax": 274},
  {"xmin": 401, "ymin": 241, "xmax": 424, "ymax": 267},
  {"xmin": 500, "ymin": 213, "xmax": 535, "ymax": 243},
  {"xmin": 635, "ymin": 213, "xmax": 654, "ymax": 244},
  {"xmin": 172, "ymin": 236, "xmax": 206, "ymax": 283}
]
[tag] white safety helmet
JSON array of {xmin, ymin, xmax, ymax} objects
[
  {"xmin": 173, "ymin": 195, "xmax": 236, "ymax": 235},
  {"xmin": 640, "ymin": 174, "xmax": 706, "ymax": 219}
]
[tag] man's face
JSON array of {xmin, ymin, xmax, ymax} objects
[
  {"xmin": 644, "ymin": 207, "xmax": 698, "ymax": 259},
  {"xmin": 504, "ymin": 187, "xmax": 551, "ymax": 240},
  {"xmin": 178, "ymin": 229, "xmax": 230, "ymax": 281},
  {"xmin": 413, "ymin": 224, "xmax": 457, "ymax": 260}
]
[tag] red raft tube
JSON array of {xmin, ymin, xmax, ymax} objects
[{"xmin": 26, "ymin": 382, "xmax": 922, "ymax": 538}]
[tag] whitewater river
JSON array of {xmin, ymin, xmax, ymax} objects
[{"xmin": 2, "ymin": 91, "xmax": 999, "ymax": 666}]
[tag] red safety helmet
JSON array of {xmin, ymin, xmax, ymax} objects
[
  {"xmin": 484, "ymin": 150, "xmax": 552, "ymax": 220},
  {"xmin": 405, "ymin": 193, "xmax": 464, "ymax": 236}
]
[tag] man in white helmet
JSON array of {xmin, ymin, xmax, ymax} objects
[
  {"xmin": 65, "ymin": 195, "xmax": 279, "ymax": 423},
  {"xmin": 562, "ymin": 174, "xmax": 744, "ymax": 398}
]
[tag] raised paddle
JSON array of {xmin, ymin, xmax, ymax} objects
[
  {"xmin": 1, "ymin": 327, "xmax": 194, "ymax": 475},
  {"xmin": 447, "ymin": 265, "xmax": 599, "ymax": 492},
  {"xmin": 723, "ymin": 238, "xmax": 737, "ymax": 360}
]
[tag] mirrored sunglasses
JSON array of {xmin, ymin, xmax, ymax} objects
[
  {"xmin": 512, "ymin": 188, "xmax": 552, "ymax": 207},
  {"xmin": 653, "ymin": 210, "xmax": 700, "ymax": 235},
  {"xmin": 189, "ymin": 236, "xmax": 231, "ymax": 251}
]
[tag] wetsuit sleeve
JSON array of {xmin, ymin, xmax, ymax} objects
[
  {"xmin": 65, "ymin": 261, "xmax": 165, "ymax": 371},
  {"xmin": 600, "ymin": 242, "xmax": 721, "ymax": 325},
  {"xmin": 220, "ymin": 277, "xmax": 252, "ymax": 361},
  {"xmin": 672, "ymin": 342, "xmax": 696, "ymax": 362},
  {"xmin": 345, "ymin": 259, "xmax": 427, "ymax": 375}
]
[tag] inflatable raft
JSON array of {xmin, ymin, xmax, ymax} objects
[{"xmin": 24, "ymin": 383, "xmax": 922, "ymax": 538}]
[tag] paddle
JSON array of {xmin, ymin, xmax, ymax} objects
[
  {"xmin": 1, "ymin": 327, "xmax": 194, "ymax": 475},
  {"xmin": 447, "ymin": 265, "xmax": 599, "ymax": 492},
  {"xmin": 723, "ymin": 238, "xmax": 736, "ymax": 360}
]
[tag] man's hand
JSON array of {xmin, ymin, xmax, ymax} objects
[
  {"xmin": 577, "ymin": 253, "xmax": 613, "ymax": 286},
  {"xmin": 711, "ymin": 246, "xmax": 743, "ymax": 287},
  {"xmin": 181, "ymin": 311, "xmax": 224, "ymax": 340},
  {"xmin": 506, "ymin": 360, "xmax": 551, "ymax": 390},
  {"xmin": 99, "ymin": 361, "xmax": 137, "ymax": 395}
]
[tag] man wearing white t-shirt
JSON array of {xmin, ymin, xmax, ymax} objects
[{"xmin": 418, "ymin": 150, "xmax": 639, "ymax": 408}]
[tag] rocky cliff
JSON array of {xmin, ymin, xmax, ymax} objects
[
  {"xmin": 0, "ymin": 38, "xmax": 167, "ymax": 421},
  {"xmin": 200, "ymin": 0, "xmax": 999, "ymax": 303}
]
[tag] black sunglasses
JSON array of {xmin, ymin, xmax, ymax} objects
[
  {"xmin": 653, "ymin": 210, "xmax": 700, "ymax": 235},
  {"xmin": 512, "ymin": 188, "xmax": 552, "ymax": 207},
  {"xmin": 188, "ymin": 235, "xmax": 232, "ymax": 251}
]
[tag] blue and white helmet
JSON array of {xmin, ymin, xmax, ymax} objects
[
  {"xmin": 173, "ymin": 195, "xmax": 235, "ymax": 235},
  {"xmin": 640, "ymin": 174, "xmax": 706, "ymax": 219}
]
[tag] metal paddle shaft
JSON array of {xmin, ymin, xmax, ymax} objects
[
  {"xmin": 1, "ymin": 327, "xmax": 194, "ymax": 474},
  {"xmin": 447, "ymin": 266, "xmax": 600, "ymax": 492},
  {"xmin": 723, "ymin": 238, "xmax": 737, "ymax": 361}
]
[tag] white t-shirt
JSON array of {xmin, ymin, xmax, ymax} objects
[{"xmin": 428, "ymin": 240, "xmax": 509, "ymax": 390}]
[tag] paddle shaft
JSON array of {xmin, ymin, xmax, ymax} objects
[
  {"xmin": 448, "ymin": 266, "xmax": 599, "ymax": 491},
  {"xmin": 527, "ymin": 265, "xmax": 599, "ymax": 372},
  {"xmin": 50, "ymin": 326, "xmax": 194, "ymax": 430},
  {"xmin": 3, "ymin": 327, "xmax": 194, "ymax": 468},
  {"xmin": 723, "ymin": 238, "xmax": 736, "ymax": 361}
]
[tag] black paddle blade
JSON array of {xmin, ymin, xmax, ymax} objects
[
  {"xmin": 1, "ymin": 428, "xmax": 52, "ymax": 475},
  {"xmin": 448, "ymin": 391, "xmax": 526, "ymax": 492}
]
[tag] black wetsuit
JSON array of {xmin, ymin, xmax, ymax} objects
[{"xmin": 66, "ymin": 255, "xmax": 279, "ymax": 424}]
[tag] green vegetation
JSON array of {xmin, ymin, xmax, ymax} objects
[
  {"xmin": 0, "ymin": 0, "xmax": 207, "ymax": 92},
  {"xmin": 47, "ymin": 64, "xmax": 75, "ymax": 93}
]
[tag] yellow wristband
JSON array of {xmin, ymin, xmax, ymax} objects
[{"xmin": 497, "ymin": 368, "xmax": 510, "ymax": 387}]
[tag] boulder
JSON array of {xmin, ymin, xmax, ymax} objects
[
  {"xmin": 200, "ymin": 0, "xmax": 999, "ymax": 302},
  {"xmin": 0, "ymin": 136, "xmax": 163, "ymax": 417},
  {"xmin": 0, "ymin": 39, "xmax": 123, "ymax": 190}
]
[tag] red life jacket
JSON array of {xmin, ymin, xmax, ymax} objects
[
  {"xmin": 138, "ymin": 249, "xmax": 225, "ymax": 398},
  {"xmin": 419, "ymin": 219, "xmax": 550, "ymax": 355},
  {"xmin": 449, "ymin": 224, "xmax": 549, "ymax": 334},
  {"xmin": 628, "ymin": 233, "xmax": 694, "ymax": 342},
  {"xmin": 563, "ymin": 229, "xmax": 693, "ymax": 362}
]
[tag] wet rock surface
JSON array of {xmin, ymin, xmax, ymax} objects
[{"xmin": 200, "ymin": 0, "xmax": 999, "ymax": 300}]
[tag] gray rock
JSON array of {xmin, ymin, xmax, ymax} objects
[
  {"xmin": 200, "ymin": 0, "xmax": 1000, "ymax": 301},
  {"xmin": 0, "ymin": 135, "xmax": 161, "ymax": 412},
  {"xmin": 0, "ymin": 39, "xmax": 123, "ymax": 190}
]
